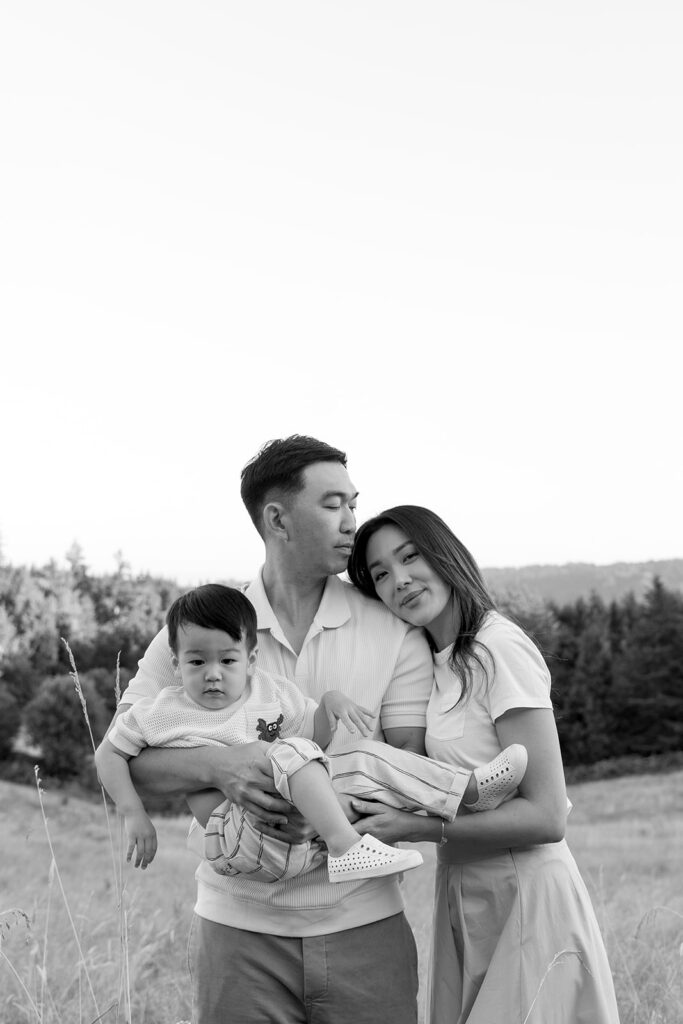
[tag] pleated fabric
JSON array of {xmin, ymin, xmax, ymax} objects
[{"xmin": 427, "ymin": 840, "xmax": 620, "ymax": 1024}]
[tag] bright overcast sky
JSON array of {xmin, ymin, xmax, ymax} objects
[{"xmin": 1, "ymin": 2, "xmax": 681, "ymax": 585}]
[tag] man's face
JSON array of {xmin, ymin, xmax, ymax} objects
[{"xmin": 285, "ymin": 461, "xmax": 358, "ymax": 576}]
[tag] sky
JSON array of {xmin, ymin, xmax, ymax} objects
[{"xmin": 1, "ymin": 2, "xmax": 681, "ymax": 586}]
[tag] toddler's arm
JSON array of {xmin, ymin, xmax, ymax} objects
[
  {"xmin": 314, "ymin": 691, "xmax": 374, "ymax": 749},
  {"xmin": 95, "ymin": 738, "xmax": 158, "ymax": 869}
]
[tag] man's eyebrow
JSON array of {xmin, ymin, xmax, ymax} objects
[
  {"xmin": 320, "ymin": 490, "xmax": 359, "ymax": 501},
  {"xmin": 367, "ymin": 541, "xmax": 413, "ymax": 571}
]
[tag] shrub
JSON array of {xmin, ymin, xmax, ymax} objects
[
  {"xmin": 23, "ymin": 674, "xmax": 109, "ymax": 778},
  {"xmin": 85, "ymin": 665, "xmax": 132, "ymax": 717},
  {"xmin": 0, "ymin": 653, "xmax": 42, "ymax": 709},
  {"xmin": 0, "ymin": 687, "xmax": 21, "ymax": 759}
]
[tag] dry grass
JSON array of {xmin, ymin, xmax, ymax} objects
[
  {"xmin": 0, "ymin": 775, "xmax": 197, "ymax": 1023},
  {"xmin": 1, "ymin": 766, "xmax": 681, "ymax": 1023}
]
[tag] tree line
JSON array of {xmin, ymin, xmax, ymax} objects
[{"xmin": 0, "ymin": 548, "xmax": 681, "ymax": 785}]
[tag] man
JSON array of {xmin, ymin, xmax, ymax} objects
[{"xmin": 118, "ymin": 435, "xmax": 433, "ymax": 1024}]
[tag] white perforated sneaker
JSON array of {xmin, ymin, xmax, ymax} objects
[
  {"xmin": 327, "ymin": 834, "xmax": 423, "ymax": 883},
  {"xmin": 465, "ymin": 743, "xmax": 528, "ymax": 812}
]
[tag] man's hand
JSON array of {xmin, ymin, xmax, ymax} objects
[
  {"xmin": 256, "ymin": 793, "xmax": 362, "ymax": 846},
  {"xmin": 207, "ymin": 741, "xmax": 291, "ymax": 824},
  {"xmin": 256, "ymin": 807, "xmax": 319, "ymax": 846},
  {"xmin": 124, "ymin": 808, "xmax": 158, "ymax": 869}
]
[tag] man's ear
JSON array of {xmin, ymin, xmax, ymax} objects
[
  {"xmin": 246, "ymin": 647, "xmax": 258, "ymax": 676},
  {"xmin": 262, "ymin": 501, "xmax": 289, "ymax": 541},
  {"xmin": 171, "ymin": 654, "xmax": 180, "ymax": 675}
]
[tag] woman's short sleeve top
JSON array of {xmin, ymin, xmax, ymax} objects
[{"xmin": 425, "ymin": 611, "xmax": 553, "ymax": 769}]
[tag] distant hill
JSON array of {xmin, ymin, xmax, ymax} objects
[{"xmin": 482, "ymin": 559, "xmax": 683, "ymax": 606}]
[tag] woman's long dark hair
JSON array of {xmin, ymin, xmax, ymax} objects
[{"xmin": 348, "ymin": 505, "xmax": 497, "ymax": 703}]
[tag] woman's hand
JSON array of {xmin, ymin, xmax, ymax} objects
[{"xmin": 349, "ymin": 799, "xmax": 417, "ymax": 844}]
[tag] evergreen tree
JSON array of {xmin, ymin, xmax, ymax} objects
[{"xmin": 612, "ymin": 579, "xmax": 683, "ymax": 755}]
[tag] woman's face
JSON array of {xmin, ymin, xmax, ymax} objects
[{"xmin": 364, "ymin": 524, "xmax": 453, "ymax": 631}]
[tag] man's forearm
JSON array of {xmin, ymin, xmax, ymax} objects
[
  {"xmin": 129, "ymin": 745, "xmax": 218, "ymax": 798},
  {"xmin": 128, "ymin": 740, "xmax": 292, "ymax": 823}
]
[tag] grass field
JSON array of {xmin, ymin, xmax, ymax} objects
[{"xmin": 1, "ymin": 770, "xmax": 682, "ymax": 1023}]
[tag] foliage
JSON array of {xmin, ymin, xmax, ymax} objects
[
  {"xmin": 512, "ymin": 580, "xmax": 683, "ymax": 767},
  {"xmin": 23, "ymin": 675, "xmax": 109, "ymax": 778},
  {"xmin": 0, "ymin": 688, "xmax": 21, "ymax": 760},
  {"xmin": 1, "ymin": 552, "xmax": 682, "ymax": 779}
]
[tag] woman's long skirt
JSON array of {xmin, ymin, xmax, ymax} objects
[{"xmin": 427, "ymin": 840, "xmax": 620, "ymax": 1024}]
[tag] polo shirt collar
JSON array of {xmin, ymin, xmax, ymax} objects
[
  {"xmin": 245, "ymin": 568, "xmax": 351, "ymax": 633},
  {"xmin": 313, "ymin": 573, "xmax": 352, "ymax": 629}
]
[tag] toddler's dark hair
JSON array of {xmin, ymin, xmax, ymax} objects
[{"xmin": 166, "ymin": 584, "xmax": 257, "ymax": 654}]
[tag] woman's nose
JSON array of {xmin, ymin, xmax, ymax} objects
[{"xmin": 396, "ymin": 569, "xmax": 412, "ymax": 589}]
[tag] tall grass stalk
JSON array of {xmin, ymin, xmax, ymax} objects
[
  {"xmin": 521, "ymin": 949, "xmax": 589, "ymax": 1024},
  {"xmin": 61, "ymin": 641, "xmax": 119, "ymax": 883},
  {"xmin": 33, "ymin": 766, "xmax": 102, "ymax": 1022},
  {"xmin": 61, "ymin": 639, "xmax": 131, "ymax": 1020},
  {"xmin": 0, "ymin": 912, "xmax": 42, "ymax": 1022},
  {"xmin": 38, "ymin": 860, "xmax": 56, "ymax": 1021}
]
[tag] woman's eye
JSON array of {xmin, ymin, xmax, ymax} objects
[
  {"xmin": 372, "ymin": 571, "xmax": 387, "ymax": 584},
  {"xmin": 324, "ymin": 505, "xmax": 342, "ymax": 510},
  {"xmin": 404, "ymin": 551, "xmax": 417, "ymax": 563}
]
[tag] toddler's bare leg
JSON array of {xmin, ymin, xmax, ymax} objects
[{"xmin": 288, "ymin": 762, "xmax": 360, "ymax": 856}]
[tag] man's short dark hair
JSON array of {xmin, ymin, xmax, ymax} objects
[
  {"xmin": 240, "ymin": 435, "xmax": 347, "ymax": 535},
  {"xmin": 166, "ymin": 584, "xmax": 257, "ymax": 654}
]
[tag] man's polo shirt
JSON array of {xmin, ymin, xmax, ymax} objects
[{"xmin": 122, "ymin": 570, "xmax": 433, "ymax": 937}]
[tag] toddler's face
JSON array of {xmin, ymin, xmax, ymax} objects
[{"xmin": 173, "ymin": 623, "xmax": 255, "ymax": 710}]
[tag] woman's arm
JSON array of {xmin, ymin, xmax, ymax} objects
[{"xmin": 351, "ymin": 707, "xmax": 568, "ymax": 860}]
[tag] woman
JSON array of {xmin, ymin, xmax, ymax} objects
[{"xmin": 347, "ymin": 506, "xmax": 620, "ymax": 1024}]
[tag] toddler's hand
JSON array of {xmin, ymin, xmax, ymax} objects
[
  {"xmin": 124, "ymin": 809, "xmax": 158, "ymax": 869},
  {"xmin": 322, "ymin": 691, "xmax": 374, "ymax": 737}
]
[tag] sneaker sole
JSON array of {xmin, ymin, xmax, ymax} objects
[{"xmin": 329, "ymin": 852, "xmax": 423, "ymax": 883}]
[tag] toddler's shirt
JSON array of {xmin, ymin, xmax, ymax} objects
[{"xmin": 108, "ymin": 666, "xmax": 318, "ymax": 757}]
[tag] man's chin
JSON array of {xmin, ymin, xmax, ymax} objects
[{"xmin": 329, "ymin": 553, "xmax": 351, "ymax": 575}]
